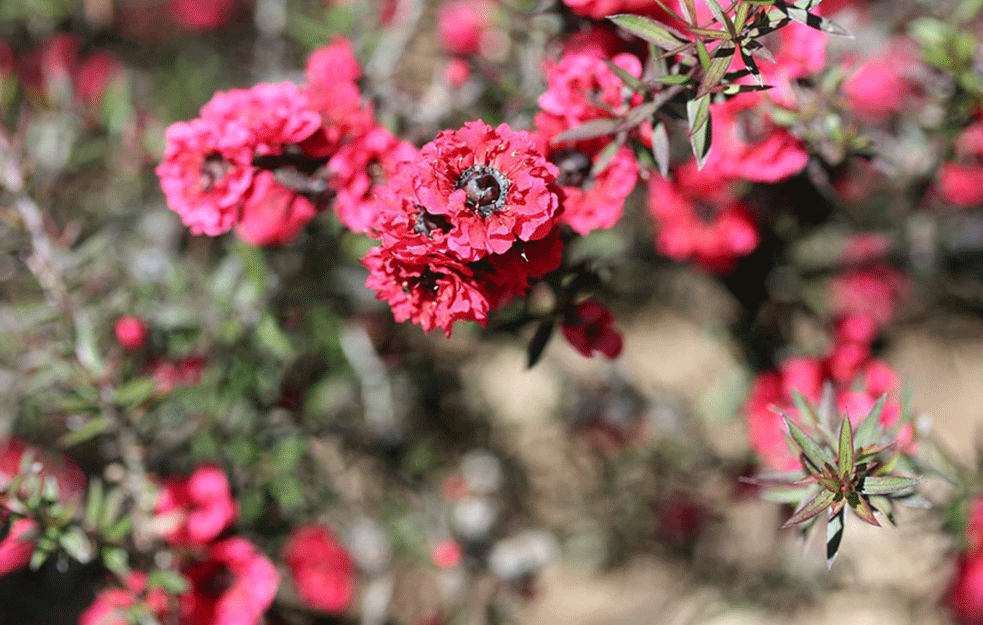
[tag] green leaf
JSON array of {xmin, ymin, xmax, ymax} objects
[
  {"xmin": 858, "ymin": 475, "xmax": 920, "ymax": 496},
  {"xmin": 100, "ymin": 487, "xmax": 124, "ymax": 531},
  {"xmin": 790, "ymin": 390, "xmax": 820, "ymax": 428},
  {"xmin": 101, "ymin": 545, "xmax": 129, "ymax": 577},
  {"xmin": 686, "ymin": 94, "xmax": 713, "ymax": 169},
  {"xmin": 774, "ymin": 1, "xmax": 852, "ymax": 36},
  {"xmin": 58, "ymin": 417, "xmax": 112, "ymax": 448},
  {"xmin": 650, "ymin": 121, "xmax": 670, "ymax": 177},
  {"xmin": 114, "ymin": 378, "xmax": 158, "ymax": 407},
  {"xmin": 704, "ymin": 0, "xmax": 736, "ymax": 37},
  {"xmin": 59, "ymin": 526, "xmax": 94, "ymax": 563},
  {"xmin": 647, "ymin": 73, "xmax": 691, "ymax": 86},
  {"xmin": 695, "ymin": 37, "xmax": 712, "ymax": 71},
  {"xmin": 688, "ymin": 27, "xmax": 732, "ymax": 40},
  {"xmin": 781, "ymin": 488, "xmax": 836, "ymax": 529},
  {"xmin": 837, "ymin": 414, "xmax": 854, "ymax": 480},
  {"xmin": 593, "ymin": 136, "xmax": 625, "ymax": 176},
  {"xmin": 697, "ymin": 50, "xmax": 734, "ymax": 98},
  {"xmin": 147, "ymin": 569, "xmax": 190, "ymax": 595},
  {"xmin": 604, "ymin": 60, "xmax": 642, "ymax": 92},
  {"xmin": 551, "ymin": 118, "xmax": 621, "ymax": 145},
  {"xmin": 738, "ymin": 42, "xmax": 763, "ymax": 86},
  {"xmin": 104, "ymin": 516, "xmax": 133, "ymax": 542},
  {"xmin": 734, "ymin": 1, "xmax": 751, "ymax": 32},
  {"xmin": 84, "ymin": 478, "xmax": 103, "ymax": 529},
  {"xmin": 826, "ymin": 507, "xmax": 844, "ymax": 568},
  {"xmin": 608, "ymin": 14, "xmax": 686, "ymax": 51},
  {"xmin": 783, "ymin": 414, "xmax": 834, "ymax": 473},
  {"xmin": 847, "ymin": 492, "xmax": 880, "ymax": 526},
  {"xmin": 527, "ymin": 319, "xmax": 555, "ymax": 369}
]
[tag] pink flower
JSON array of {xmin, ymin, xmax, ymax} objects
[
  {"xmin": 445, "ymin": 58, "xmax": 471, "ymax": 87},
  {"xmin": 0, "ymin": 519, "xmax": 37, "ymax": 577},
  {"xmin": 831, "ymin": 234, "xmax": 907, "ymax": 328},
  {"xmin": 306, "ymin": 37, "xmax": 362, "ymax": 86},
  {"xmin": 703, "ymin": 93, "xmax": 809, "ymax": 183},
  {"xmin": 74, "ymin": 51, "xmax": 122, "ymax": 113},
  {"xmin": 283, "ymin": 525, "xmax": 355, "ymax": 613},
  {"xmin": 180, "ymin": 537, "xmax": 279, "ymax": 625},
  {"xmin": 536, "ymin": 52, "xmax": 643, "ymax": 148},
  {"xmin": 561, "ymin": 0, "xmax": 667, "ymax": 20},
  {"xmin": 155, "ymin": 465, "xmax": 238, "ymax": 546},
  {"xmin": 431, "ymin": 539, "xmax": 463, "ymax": 569},
  {"xmin": 156, "ymin": 82, "xmax": 324, "ymax": 236},
  {"xmin": 114, "ymin": 316, "xmax": 148, "ymax": 351},
  {"xmin": 937, "ymin": 123, "xmax": 983, "ymax": 207},
  {"xmin": 647, "ymin": 161, "xmax": 759, "ymax": 272},
  {"xmin": 79, "ymin": 572, "xmax": 170, "ymax": 625},
  {"xmin": 561, "ymin": 299, "xmax": 623, "ymax": 359},
  {"xmin": 146, "ymin": 356, "xmax": 205, "ymax": 393},
  {"xmin": 328, "ymin": 125, "xmax": 417, "ymax": 233},
  {"xmin": 169, "ymin": 0, "xmax": 235, "ymax": 31},
  {"xmin": 438, "ymin": 1, "xmax": 490, "ymax": 57},
  {"xmin": 363, "ymin": 243, "xmax": 493, "ymax": 336},
  {"xmin": 400, "ymin": 120, "xmax": 562, "ymax": 261},
  {"xmin": 234, "ymin": 171, "xmax": 318, "ymax": 246},
  {"xmin": 17, "ymin": 33, "xmax": 78, "ymax": 106},
  {"xmin": 947, "ymin": 548, "xmax": 983, "ymax": 624},
  {"xmin": 842, "ymin": 37, "xmax": 920, "ymax": 123}
]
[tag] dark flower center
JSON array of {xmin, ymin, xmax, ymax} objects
[
  {"xmin": 413, "ymin": 206, "xmax": 452, "ymax": 238},
  {"xmin": 456, "ymin": 165, "xmax": 510, "ymax": 217},
  {"xmin": 199, "ymin": 153, "xmax": 231, "ymax": 192},
  {"xmin": 693, "ymin": 201, "xmax": 719, "ymax": 224},
  {"xmin": 552, "ymin": 150, "xmax": 593, "ymax": 188}
]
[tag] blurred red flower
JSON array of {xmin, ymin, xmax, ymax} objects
[
  {"xmin": 155, "ymin": 465, "xmax": 238, "ymax": 546},
  {"xmin": 283, "ymin": 525, "xmax": 355, "ymax": 613}
]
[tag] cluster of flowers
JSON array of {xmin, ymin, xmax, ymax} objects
[
  {"xmin": 156, "ymin": 37, "xmax": 414, "ymax": 246},
  {"xmin": 79, "ymin": 463, "xmax": 357, "ymax": 624}
]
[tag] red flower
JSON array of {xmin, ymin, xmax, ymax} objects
[
  {"xmin": 561, "ymin": 0, "xmax": 667, "ymax": 20},
  {"xmin": 155, "ymin": 465, "xmax": 238, "ymax": 546},
  {"xmin": 283, "ymin": 525, "xmax": 355, "ymax": 613},
  {"xmin": 562, "ymin": 299, "xmax": 623, "ymax": 359},
  {"xmin": 842, "ymin": 37, "xmax": 921, "ymax": 123},
  {"xmin": 114, "ymin": 315, "xmax": 148, "ymax": 351},
  {"xmin": 234, "ymin": 171, "xmax": 318, "ymax": 246},
  {"xmin": 74, "ymin": 51, "xmax": 122, "ymax": 113},
  {"xmin": 647, "ymin": 161, "xmax": 759, "ymax": 272},
  {"xmin": 306, "ymin": 37, "xmax": 361, "ymax": 86},
  {"xmin": 438, "ymin": 1, "xmax": 491, "ymax": 57},
  {"xmin": 947, "ymin": 549, "xmax": 983, "ymax": 624},
  {"xmin": 169, "ymin": 0, "xmax": 235, "ymax": 31},
  {"xmin": 146, "ymin": 356, "xmax": 206, "ymax": 394},
  {"xmin": 937, "ymin": 123, "xmax": 983, "ymax": 207},
  {"xmin": 831, "ymin": 234, "xmax": 908, "ymax": 328},
  {"xmin": 363, "ymin": 243, "xmax": 493, "ymax": 336},
  {"xmin": 407, "ymin": 121, "xmax": 562, "ymax": 261},
  {"xmin": 328, "ymin": 125, "xmax": 417, "ymax": 233},
  {"xmin": 703, "ymin": 93, "xmax": 808, "ymax": 183},
  {"xmin": 180, "ymin": 537, "xmax": 279, "ymax": 625},
  {"xmin": 431, "ymin": 539, "xmax": 463, "ymax": 569}
]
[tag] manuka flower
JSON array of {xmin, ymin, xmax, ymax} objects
[
  {"xmin": 79, "ymin": 572, "xmax": 170, "ymax": 625},
  {"xmin": 403, "ymin": 120, "xmax": 562, "ymax": 261},
  {"xmin": 647, "ymin": 160, "xmax": 759, "ymax": 272},
  {"xmin": 180, "ymin": 537, "xmax": 279, "ymax": 625},
  {"xmin": 283, "ymin": 525, "xmax": 355, "ymax": 613},
  {"xmin": 363, "ymin": 243, "xmax": 493, "ymax": 336},
  {"xmin": 703, "ymin": 93, "xmax": 809, "ymax": 183},
  {"xmin": 561, "ymin": 299, "xmax": 623, "ymax": 359},
  {"xmin": 156, "ymin": 82, "xmax": 325, "ymax": 237},
  {"xmin": 328, "ymin": 125, "xmax": 418, "ymax": 233},
  {"xmin": 155, "ymin": 464, "xmax": 238, "ymax": 546},
  {"xmin": 937, "ymin": 122, "xmax": 983, "ymax": 207}
]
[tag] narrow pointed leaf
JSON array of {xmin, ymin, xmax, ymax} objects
[
  {"xmin": 745, "ymin": 39, "xmax": 776, "ymax": 63},
  {"xmin": 615, "ymin": 100, "xmax": 660, "ymax": 132},
  {"xmin": 784, "ymin": 415, "xmax": 835, "ymax": 472},
  {"xmin": 734, "ymin": 1, "xmax": 751, "ymax": 31},
  {"xmin": 552, "ymin": 118, "xmax": 620, "ymax": 145},
  {"xmin": 526, "ymin": 319, "xmax": 555, "ymax": 369},
  {"xmin": 84, "ymin": 478, "xmax": 103, "ymax": 529},
  {"xmin": 604, "ymin": 60, "xmax": 642, "ymax": 92},
  {"xmin": 781, "ymin": 488, "xmax": 836, "ymax": 529},
  {"xmin": 721, "ymin": 83, "xmax": 773, "ymax": 94},
  {"xmin": 647, "ymin": 73, "xmax": 691, "ymax": 85},
  {"xmin": 854, "ymin": 394, "xmax": 887, "ymax": 448},
  {"xmin": 704, "ymin": 0, "xmax": 736, "ymax": 37},
  {"xmin": 679, "ymin": 0, "xmax": 697, "ymax": 23},
  {"xmin": 688, "ymin": 27, "xmax": 732, "ymax": 40},
  {"xmin": 774, "ymin": 1, "xmax": 852, "ymax": 36},
  {"xmin": 651, "ymin": 121, "xmax": 670, "ymax": 177},
  {"xmin": 738, "ymin": 43, "xmax": 763, "ymax": 86},
  {"xmin": 686, "ymin": 94, "xmax": 713, "ymax": 169},
  {"xmin": 696, "ymin": 50, "xmax": 734, "ymax": 98},
  {"xmin": 609, "ymin": 14, "xmax": 687, "ymax": 51},
  {"xmin": 790, "ymin": 390, "xmax": 820, "ymax": 427},
  {"xmin": 858, "ymin": 475, "xmax": 920, "ymax": 495},
  {"xmin": 826, "ymin": 507, "xmax": 844, "ymax": 568},
  {"xmin": 593, "ymin": 136, "xmax": 625, "ymax": 176},
  {"xmin": 848, "ymin": 493, "xmax": 881, "ymax": 526},
  {"xmin": 694, "ymin": 37, "xmax": 712, "ymax": 71},
  {"xmin": 838, "ymin": 414, "xmax": 854, "ymax": 480}
]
